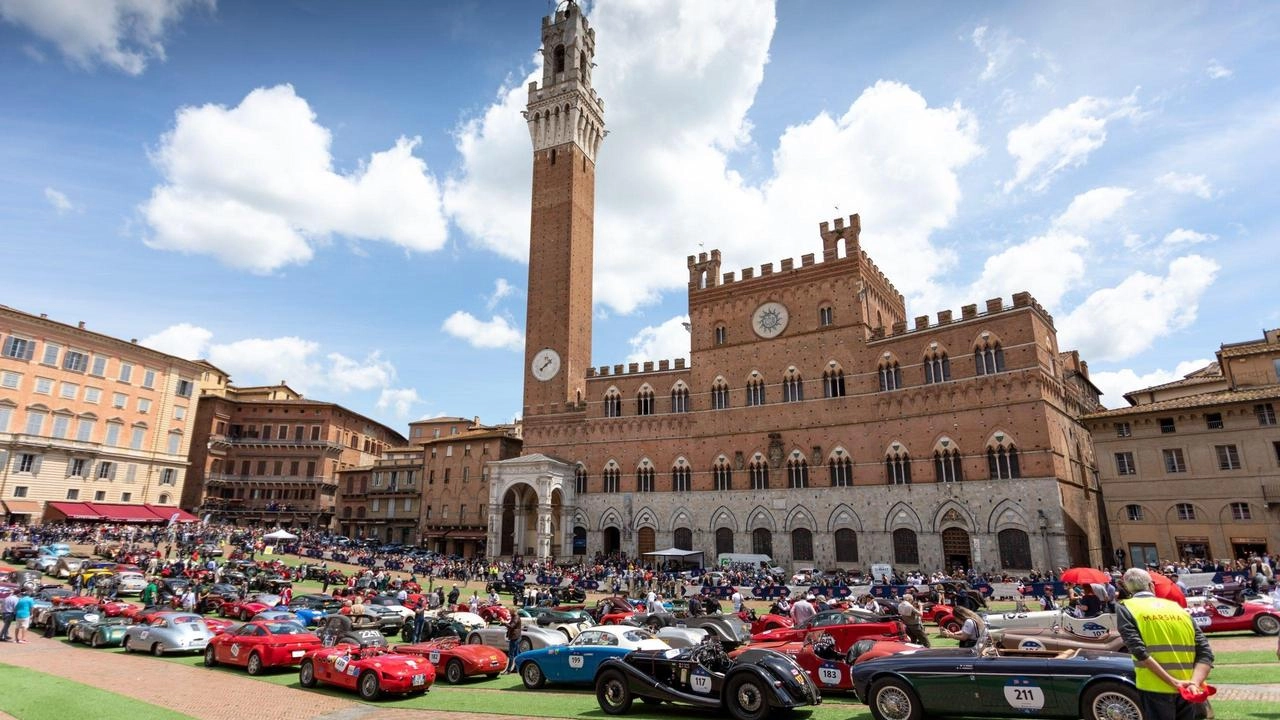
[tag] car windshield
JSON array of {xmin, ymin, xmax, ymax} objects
[
  {"xmin": 172, "ymin": 616, "xmax": 204, "ymax": 626},
  {"xmin": 265, "ymin": 622, "xmax": 307, "ymax": 635},
  {"xmin": 622, "ymin": 630, "xmax": 653, "ymax": 642}
]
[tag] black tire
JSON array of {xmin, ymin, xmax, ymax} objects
[
  {"xmin": 466, "ymin": 633, "xmax": 483, "ymax": 645},
  {"xmin": 1081, "ymin": 681, "xmax": 1143, "ymax": 720},
  {"xmin": 519, "ymin": 637, "xmax": 533, "ymax": 654},
  {"xmin": 596, "ymin": 669, "xmax": 633, "ymax": 715},
  {"xmin": 444, "ymin": 658, "xmax": 464, "ymax": 684},
  {"xmin": 1252, "ymin": 613, "xmax": 1280, "ymax": 636},
  {"xmin": 299, "ymin": 659, "xmax": 317, "ymax": 688},
  {"xmin": 358, "ymin": 670, "xmax": 381, "ymax": 700},
  {"xmin": 152, "ymin": 642, "xmax": 165, "ymax": 657},
  {"xmin": 246, "ymin": 652, "xmax": 263, "ymax": 676},
  {"xmin": 90, "ymin": 634, "xmax": 102, "ymax": 649},
  {"xmin": 240, "ymin": 609, "xmax": 251, "ymax": 621},
  {"xmin": 204, "ymin": 645, "xmax": 217, "ymax": 667},
  {"xmin": 520, "ymin": 661, "xmax": 546, "ymax": 689},
  {"xmin": 868, "ymin": 677, "xmax": 923, "ymax": 720},
  {"xmin": 123, "ymin": 637, "xmax": 133, "ymax": 653},
  {"xmin": 725, "ymin": 673, "xmax": 771, "ymax": 720}
]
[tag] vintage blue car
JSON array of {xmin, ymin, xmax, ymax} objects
[
  {"xmin": 516, "ymin": 625, "xmax": 669, "ymax": 689},
  {"xmin": 851, "ymin": 646, "xmax": 1140, "ymax": 720}
]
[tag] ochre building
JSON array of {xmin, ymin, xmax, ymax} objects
[
  {"xmin": 1085, "ymin": 329, "xmax": 1280, "ymax": 565},
  {"xmin": 486, "ymin": 3, "xmax": 1106, "ymax": 573}
]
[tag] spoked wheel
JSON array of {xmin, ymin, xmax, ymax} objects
[
  {"xmin": 869, "ymin": 677, "xmax": 922, "ymax": 720},
  {"xmin": 521, "ymin": 661, "xmax": 545, "ymax": 689},
  {"xmin": 725, "ymin": 673, "xmax": 770, "ymax": 720},
  {"xmin": 445, "ymin": 659, "xmax": 464, "ymax": 684},
  {"xmin": 596, "ymin": 669, "xmax": 633, "ymax": 715},
  {"xmin": 204, "ymin": 645, "xmax": 217, "ymax": 667},
  {"xmin": 518, "ymin": 638, "xmax": 532, "ymax": 654},
  {"xmin": 151, "ymin": 643, "xmax": 165, "ymax": 657},
  {"xmin": 1253, "ymin": 613, "xmax": 1280, "ymax": 636},
  {"xmin": 1082, "ymin": 681, "xmax": 1143, "ymax": 720},
  {"xmin": 299, "ymin": 660, "xmax": 317, "ymax": 688},
  {"xmin": 358, "ymin": 670, "xmax": 381, "ymax": 700}
]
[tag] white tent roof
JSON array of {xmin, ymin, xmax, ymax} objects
[
  {"xmin": 263, "ymin": 528, "xmax": 298, "ymax": 541},
  {"xmin": 643, "ymin": 548, "xmax": 703, "ymax": 558}
]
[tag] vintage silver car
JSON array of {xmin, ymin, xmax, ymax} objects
[
  {"xmin": 466, "ymin": 623, "xmax": 569, "ymax": 654},
  {"xmin": 53, "ymin": 555, "xmax": 92, "ymax": 578},
  {"xmin": 123, "ymin": 612, "xmax": 213, "ymax": 655},
  {"xmin": 115, "ymin": 571, "xmax": 147, "ymax": 596}
]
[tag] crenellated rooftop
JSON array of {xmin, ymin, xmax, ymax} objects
[
  {"xmin": 867, "ymin": 291, "xmax": 1054, "ymax": 342},
  {"xmin": 586, "ymin": 357, "xmax": 688, "ymax": 379}
]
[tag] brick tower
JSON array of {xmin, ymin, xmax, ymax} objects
[{"xmin": 522, "ymin": 1, "xmax": 605, "ymax": 414}]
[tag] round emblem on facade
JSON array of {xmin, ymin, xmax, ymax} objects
[
  {"xmin": 531, "ymin": 348, "xmax": 561, "ymax": 381},
  {"xmin": 752, "ymin": 301, "xmax": 789, "ymax": 338}
]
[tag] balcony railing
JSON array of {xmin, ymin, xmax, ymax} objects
[
  {"xmin": 206, "ymin": 473, "xmax": 336, "ymax": 486},
  {"xmin": 200, "ymin": 503, "xmax": 332, "ymax": 515},
  {"xmin": 209, "ymin": 434, "xmax": 345, "ymax": 453}
]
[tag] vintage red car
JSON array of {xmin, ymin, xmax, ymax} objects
[
  {"xmin": 53, "ymin": 595, "xmax": 101, "ymax": 609},
  {"xmin": 299, "ymin": 645, "xmax": 434, "ymax": 699},
  {"xmin": 739, "ymin": 609, "xmax": 791, "ymax": 634},
  {"xmin": 124, "ymin": 604, "xmax": 171, "ymax": 624},
  {"xmin": 100, "ymin": 601, "xmax": 138, "ymax": 617},
  {"xmin": 394, "ymin": 637, "xmax": 507, "ymax": 683},
  {"xmin": 220, "ymin": 594, "xmax": 281, "ymax": 621},
  {"xmin": 1188, "ymin": 599, "xmax": 1280, "ymax": 635},
  {"xmin": 732, "ymin": 634, "xmax": 918, "ymax": 693},
  {"xmin": 203, "ymin": 619, "xmax": 324, "ymax": 674},
  {"xmin": 922, "ymin": 603, "xmax": 965, "ymax": 632},
  {"xmin": 750, "ymin": 609, "xmax": 905, "ymax": 646},
  {"xmin": 204, "ymin": 617, "xmax": 235, "ymax": 635}
]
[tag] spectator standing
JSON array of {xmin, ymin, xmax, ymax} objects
[
  {"xmin": 898, "ymin": 592, "xmax": 930, "ymax": 647},
  {"xmin": 412, "ymin": 605, "xmax": 426, "ymax": 643},
  {"xmin": 13, "ymin": 590, "xmax": 34, "ymax": 644},
  {"xmin": 731, "ymin": 588, "xmax": 744, "ymax": 613},
  {"xmin": 791, "ymin": 594, "xmax": 816, "ymax": 627},
  {"xmin": 505, "ymin": 608, "xmax": 523, "ymax": 673},
  {"xmin": 1117, "ymin": 568, "xmax": 1214, "ymax": 720},
  {"xmin": 0, "ymin": 591, "xmax": 17, "ymax": 641}
]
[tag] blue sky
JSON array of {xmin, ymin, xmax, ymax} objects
[{"xmin": 1, "ymin": 0, "xmax": 1276, "ymax": 431}]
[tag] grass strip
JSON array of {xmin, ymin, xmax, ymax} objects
[
  {"xmin": 1213, "ymin": 650, "xmax": 1280, "ymax": 665},
  {"xmin": 0, "ymin": 663, "xmax": 195, "ymax": 720}
]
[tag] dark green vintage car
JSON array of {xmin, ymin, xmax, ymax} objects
[
  {"xmin": 68, "ymin": 614, "xmax": 132, "ymax": 648},
  {"xmin": 851, "ymin": 646, "xmax": 1140, "ymax": 720}
]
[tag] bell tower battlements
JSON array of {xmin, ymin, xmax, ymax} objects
[{"xmin": 524, "ymin": 1, "xmax": 606, "ymax": 162}]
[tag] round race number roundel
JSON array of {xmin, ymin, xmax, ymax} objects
[{"xmin": 752, "ymin": 302, "xmax": 789, "ymax": 339}]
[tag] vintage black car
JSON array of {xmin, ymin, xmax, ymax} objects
[
  {"xmin": 634, "ymin": 613, "xmax": 752, "ymax": 648},
  {"xmin": 317, "ymin": 614, "xmax": 389, "ymax": 649},
  {"xmin": 850, "ymin": 646, "xmax": 1139, "ymax": 720},
  {"xmin": 2, "ymin": 545, "xmax": 40, "ymax": 562},
  {"xmin": 595, "ymin": 639, "xmax": 821, "ymax": 720},
  {"xmin": 291, "ymin": 593, "xmax": 345, "ymax": 613},
  {"xmin": 197, "ymin": 583, "xmax": 242, "ymax": 613},
  {"xmin": 398, "ymin": 616, "xmax": 466, "ymax": 643}
]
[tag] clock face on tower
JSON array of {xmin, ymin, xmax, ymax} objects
[
  {"xmin": 531, "ymin": 348, "xmax": 562, "ymax": 381},
  {"xmin": 752, "ymin": 302, "xmax": 790, "ymax": 338}
]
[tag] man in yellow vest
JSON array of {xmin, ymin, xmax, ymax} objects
[{"xmin": 1117, "ymin": 568, "xmax": 1214, "ymax": 720}]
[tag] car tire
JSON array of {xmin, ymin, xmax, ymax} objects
[
  {"xmin": 358, "ymin": 670, "xmax": 381, "ymax": 700},
  {"xmin": 152, "ymin": 643, "xmax": 165, "ymax": 657},
  {"xmin": 466, "ymin": 633, "xmax": 483, "ymax": 645},
  {"xmin": 725, "ymin": 673, "xmax": 771, "ymax": 720},
  {"xmin": 520, "ymin": 661, "xmax": 546, "ymax": 689},
  {"xmin": 445, "ymin": 659, "xmax": 464, "ymax": 684},
  {"xmin": 299, "ymin": 659, "xmax": 317, "ymax": 688},
  {"xmin": 519, "ymin": 638, "xmax": 533, "ymax": 654},
  {"xmin": 241, "ymin": 610, "xmax": 251, "ymax": 621},
  {"xmin": 596, "ymin": 669, "xmax": 633, "ymax": 715},
  {"xmin": 868, "ymin": 677, "xmax": 923, "ymax": 720},
  {"xmin": 1252, "ymin": 613, "xmax": 1280, "ymax": 636},
  {"xmin": 1082, "ymin": 681, "xmax": 1142, "ymax": 720},
  {"xmin": 90, "ymin": 634, "xmax": 102, "ymax": 649},
  {"xmin": 246, "ymin": 652, "xmax": 263, "ymax": 676},
  {"xmin": 204, "ymin": 645, "xmax": 217, "ymax": 667}
]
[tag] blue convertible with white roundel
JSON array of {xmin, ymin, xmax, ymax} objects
[
  {"xmin": 851, "ymin": 646, "xmax": 1141, "ymax": 720},
  {"xmin": 516, "ymin": 625, "xmax": 669, "ymax": 689}
]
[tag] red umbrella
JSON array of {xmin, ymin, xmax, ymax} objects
[
  {"xmin": 1060, "ymin": 567, "xmax": 1111, "ymax": 585},
  {"xmin": 1150, "ymin": 572, "xmax": 1187, "ymax": 607}
]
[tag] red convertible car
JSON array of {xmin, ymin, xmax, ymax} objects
[
  {"xmin": 100, "ymin": 601, "xmax": 138, "ymax": 618},
  {"xmin": 204, "ymin": 619, "xmax": 323, "ymax": 674},
  {"xmin": 732, "ymin": 635, "xmax": 918, "ymax": 693},
  {"xmin": 53, "ymin": 595, "xmax": 101, "ymax": 609},
  {"xmin": 300, "ymin": 645, "xmax": 434, "ymax": 699},
  {"xmin": 220, "ymin": 594, "xmax": 281, "ymax": 621},
  {"xmin": 1189, "ymin": 599, "xmax": 1280, "ymax": 635},
  {"xmin": 750, "ymin": 609, "xmax": 905, "ymax": 646},
  {"xmin": 394, "ymin": 638, "xmax": 507, "ymax": 683},
  {"xmin": 203, "ymin": 617, "xmax": 235, "ymax": 636}
]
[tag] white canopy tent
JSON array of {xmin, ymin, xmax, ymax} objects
[
  {"xmin": 643, "ymin": 547, "xmax": 704, "ymax": 567},
  {"xmin": 263, "ymin": 528, "xmax": 298, "ymax": 541}
]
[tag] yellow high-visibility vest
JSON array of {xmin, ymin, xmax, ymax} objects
[{"xmin": 1121, "ymin": 596, "xmax": 1196, "ymax": 693}]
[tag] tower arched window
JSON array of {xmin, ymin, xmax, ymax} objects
[
  {"xmin": 711, "ymin": 380, "xmax": 730, "ymax": 410},
  {"xmin": 974, "ymin": 336, "xmax": 1006, "ymax": 375},
  {"xmin": 671, "ymin": 385, "xmax": 689, "ymax": 413},
  {"xmin": 714, "ymin": 325, "xmax": 726, "ymax": 345},
  {"xmin": 818, "ymin": 306, "xmax": 834, "ymax": 327},
  {"xmin": 782, "ymin": 372, "xmax": 804, "ymax": 403},
  {"xmin": 603, "ymin": 465, "xmax": 620, "ymax": 493},
  {"xmin": 988, "ymin": 441, "xmax": 1021, "ymax": 479},
  {"xmin": 553, "ymin": 44, "xmax": 565, "ymax": 74},
  {"xmin": 749, "ymin": 459, "xmax": 769, "ymax": 489},
  {"xmin": 924, "ymin": 350, "xmax": 951, "ymax": 384},
  {"xmin": 579, "ymin": 50, "xmax": 587, "ymax": 83},
  {"xmin": 879, "ymin": 361, "xmax": 902, "ymax": 391},
  {"xmin": 672, "ymin": 464, "xmax": 691, "ymax": 492},
  {"xmin": 637, "ymin": 388, "xmax": 654, "ymax": 416},
  {"xmin": 885, "ymin": 446, "xmax": 912, "ymax": 485},
  {"xmin": 575, "ymin": 465, "xmax": 588, "ymax": 494},
  {"xmin": 786, "ymin": 456, "xmax": 809, "ymax": 489},
  {"xmin": 637, "ymin": 465, "xmax": 654, "ymax": 493},
  {"xmin": 713, "ymin": 459, "xmax": 733, "ymax": 491},
  {"xmin": 823, "ymin": 367, "xmax": 846, "ymax": 398},
  {"xmin": 934, "ymin": 448, "xmax": 963, "ymax": 483},
  {"xmin": 604, "ymin": 390, "xmax": 622, "ymax": 418},
  {"xmin": 746, "ymin": 377, "xmax": 766, "ymax": 406},
  {"xmin": 829, "ymin": 453, "xmax": 853, "ymax": 487}
]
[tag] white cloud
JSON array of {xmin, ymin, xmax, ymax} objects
[
  {"xmin": 1052, "ymin": 186, "xmax": 1132, "ymax": 233},
  {"xmin": 444, "ymin": 0, "xmax": 981, "ymax": 314},
  {"xmin": 441, "ymin": 311, "xmax": 523, "ymax": 351},
  {"xmin": 1206, "ymin": 60, "xmax": 1232, "ymax": 80},
  {"xmin": 1004, "ymin": 94, "xmax": 1138, "ymax": 192},
  {"xmin": 971, "ymin": 25, "xmax": 1021, "ymax": 82},
  {"xmin": 1059, "ymin": 255, "xmax": 1220, "ymax": 362},
  {"xmin": 1155, "ymin": 172, "xmax": 1214, "ymax": 199},
  {"xmin": 141, "ymin": 84, "xmax": 448, "ymax": 273},
  {"xmin": 486, "ymin": 278, "xmax": 516, "ymax": 311},
  {"xmin": 1089, "ymin": 358, "xmax": 1214, "ymax": 408},
  {"xmin": 0, "ymin": 0, "xmax": 208, "ymax": 75},
  {"xmin": 965, "ymin": 230, "xmax": 1087, "ymax": 311},
  {"xmin": 139, "ymin": 323, "xmax": 415, "ymax": 407},
  {"xmin": 626, "ymin": 315, "xmax": 691, "ymax": 364},
  {"xmin": 1161, "ymin": 228, "xmax": 1215, "ymax": 246},
  {"xmin": 376, "ymin": 388, "xmax": 422, "ymax": 420},
  {"xmin": 43, "ymin": 187, "xmax": 75, "ymax": 214}
]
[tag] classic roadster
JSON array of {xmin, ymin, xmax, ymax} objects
[
  {"xmin": 990, "ymin": 626, "xmax": 1126, "ymax": 653},
  {"xmin": 318, "ymin": 614, "xmax": 390, "ymax": 649},
  {"xmin": 638, "ymin": 612, "xmax": 753, "ymax": 648},
  {"xmin": 466, "ymin": 619, "xmax": 566, "ymax": 654},
  {"xmin": 299, "ymin": 645, "xmax": 434, "ymax": 699},
  {"xmin": 1188, "ymin": 598, "xmax": 1280, "ymax": 635},
  {"xmin": 851, "ymin": 646, "xmax": 1141, "ymax": 720},
  {"xmin": 204, "ymin": 619, "xmax": 323, "ymax": 674},
  {"xmin": 516, "ymin": 625, "xmax": 670, "ymax": 690},
  {"xmin": 595, "ymin": 639, "xmax": 822, "ymax": 720},
  {"xmin": 751, "ymin": 609, "xmax": 904, "ymax": 647},
  {"xmin": 983, "ymin": 609, "xmax": 1116, "ymax": 638},
  {"xmin": 67, "ymin": 613, "xmax": 131, "ymax": 648},
  {"xmin": 394, "ymin": 637, "xmax": 507, "ymax": 683},
  {"xmin": 732, "ymin": 635, "xmax": 919, "ymax": 693}
]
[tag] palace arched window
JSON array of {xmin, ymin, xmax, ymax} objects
[
  {"xmin": 829, "ymin": 453, "xmax": 853, "ymax": 487},
  {"xmin": 782, "ymin": 372, "xmax": 804, "ymax": 403},
  {"xmin": 713, "ymin": 459, "xmax": 733, "ymax": 491},
  {"xmin": 749, "ymin": 459, "xmax": 769, "ymax": 489},
  {"xmin": 934, "ymin": 447, "xmax": 963, "ymax": 483},
  {"xmin": 924, "ymin": 349, "xmax": 951, "ymax": 384},
  {"xmin": 878, "ymin": 361, "xmax": 902, "ymax": 391},
  {"xmin": 711, "ymin": 379, "xmax": 730, "ymax": 410},
  {"xmin": 575, "ymin": 464, "xmax": 588, "ymax": 494},
  {"xmin": 603, "ymin": 464, "xmax": 620, "ymax": 493},
  {"xmin": 746, "ymin": 377, "xmax": 766, "ymax": 406},
  {"xmin": 786, "ymin": 456, "xmax": 809, "ymax": 489},
  {"xmin": 636, "ymin": 465, "xmax": 655, "ymax": 492},
  {"xmin": 671, "ymin": 462, "xmax": 691, "ymax": 492},
  {"xmin": 604, "ymin": 390, "xmax": 622, "ymax": 418},
  {"xmin": 637, "ymin": 388, "xmax": 654, "ymax": 416},
  {"xmin": 671, "ymin": 385, "xmax": 689, "ymax": 413},
  {"xmin": 823, "ymin": 368, "xmax": 846, "ymax": 398},
  {"xmin": 974, "ymin": 336, "xmax": 1006, "ymax": 375},
  {"xmin": 885, "ymin": 446, "xmax": 912, "ymax": 485},
  {"xmin": 988, "ymin": 434, "xmax": 1021, "ymax": 479}
]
